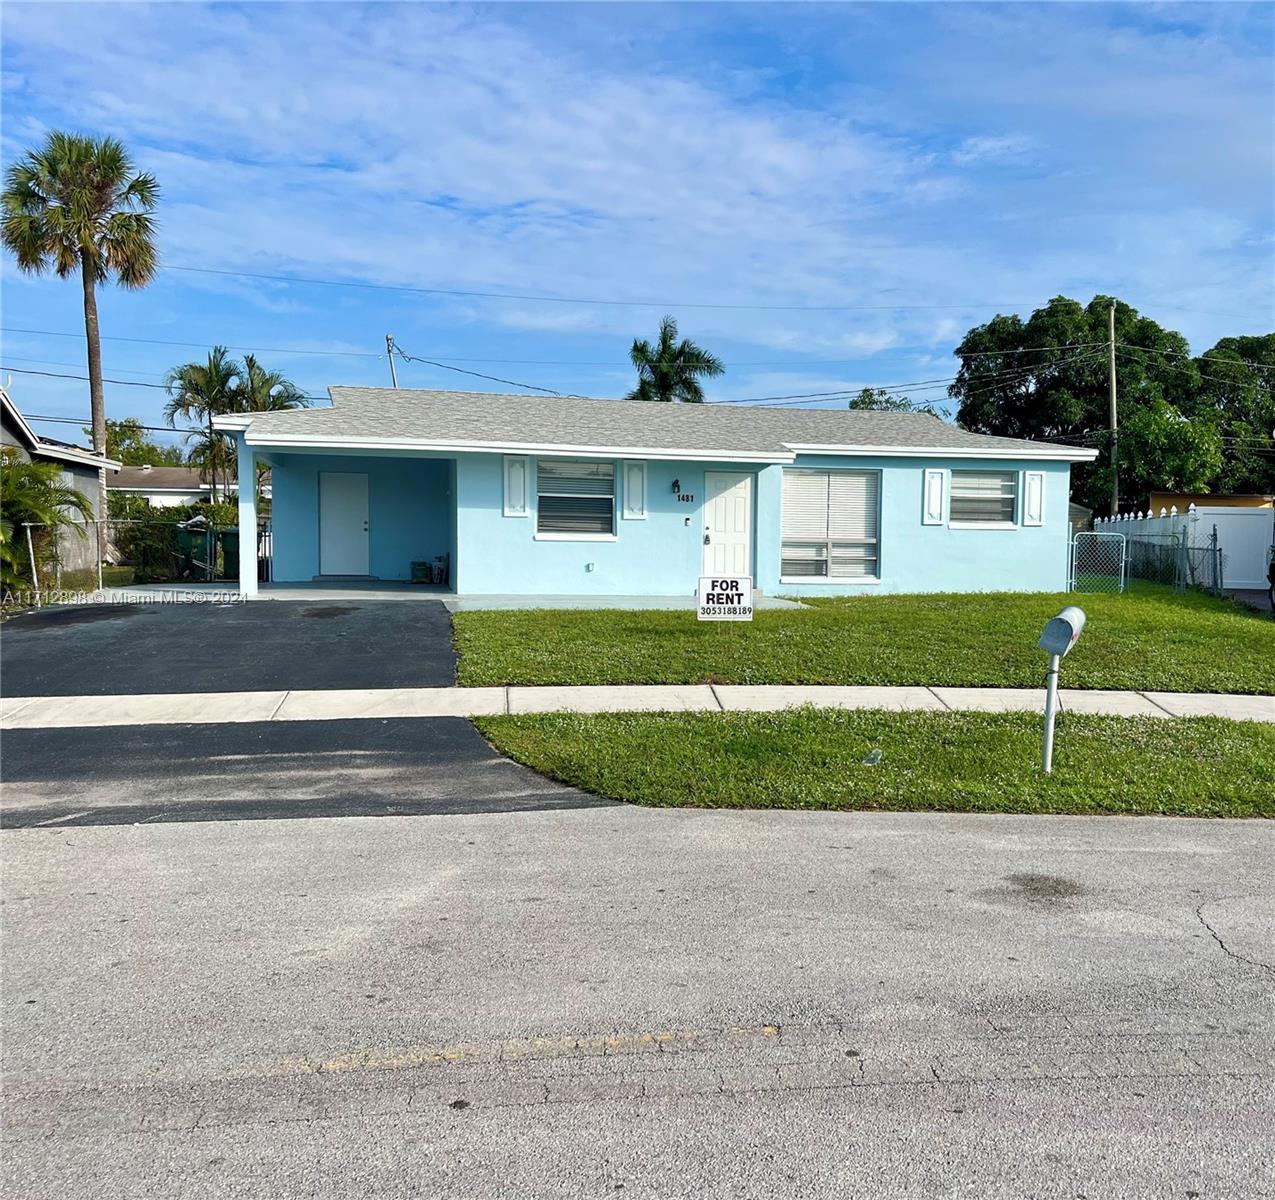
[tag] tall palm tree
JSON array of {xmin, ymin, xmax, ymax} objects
[
  {"xmin": 2, "ymin": 132, "xmax": 160, "ymax": 514},
  {"xmin": 234, "ymin": 354, "xmax": 308, "ymax": 504},
  {"xmin": 626, "ymin": 315, "xmax": 725, "ymax": 403},
  {"xmin": 234, "ymin": 354, "xmax": 308, "ymax": 414},
  {"xmin": 163, "ymin": 346, "xmax": 241, "ymax": 504}
]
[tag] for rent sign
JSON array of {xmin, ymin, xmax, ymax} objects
[{"xmin": 697, "ymin": 576, "xmax": 753, "ymax": 621}]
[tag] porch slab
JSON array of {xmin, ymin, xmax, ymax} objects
[
  {"xmin": 506, "ymin": 685, "xmax": 720, "ymax": 714},
  {"xmin": 714, "ymin": 685, "xmax": 944, "ymax": 712},
  {"xmin": 1141, "ymin": 692, "xmax": 1275, "ymax": 722},
  {"xmin": 274, "ymin": 687, "xmax": 506, "ymax": 721}
]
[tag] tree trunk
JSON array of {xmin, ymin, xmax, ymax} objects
[
  {"xmin": 207, "ymin": 411, "xmax": 218, "ymax": 505},
  {"xmin": 80, "ymin": 260, "xmax": 109, "ymax": 523}
]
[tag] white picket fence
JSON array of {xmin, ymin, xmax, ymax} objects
[{"xmin": 1095, "ymin": 504, "xmax": 1274, "ymax": 592}]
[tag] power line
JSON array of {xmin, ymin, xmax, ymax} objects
[
  {"xmin": 0, "ymin": 364, "xmax": 329, "ymax": 402},
  {"xmin": 718, "ymin": 348, "xmax": 1111, "ymax": 406},
  {"xmin": 21, "ymin": 413, "xmax": 191, "ymax": 436},
  {"xmin": 1116, "ymin": 341, "xmax": 1274, "ymax": 371},
  {"xmin": 391, "ymin": 343, "xmax": 563, "ymax": 395},
  {"xmin": 2, "ymin": 326, "xmax": 384, "ymax": 360},
  {"xmin": 1114, "ymin": 345, "xmax": 1269, "ymax": 390},
  {"xmin": 166, "ymin": 264, "xmax": 1035, "ymax": 313}
]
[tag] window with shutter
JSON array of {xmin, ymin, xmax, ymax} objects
[
  {"xmin": 536, "ymin": 458, "xmax": 615, "ymax": 535},
  {"xmin": 781, "ymin": 470, "xmax": 880, "ymax": 579},
  {"xmin": 949, "ymin": 470, "xmax": 1017, "ymax": 525}
]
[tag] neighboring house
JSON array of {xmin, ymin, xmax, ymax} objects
[
  {"xmin": 1068, "ymin": 501, "xmax": 1094, "ymax": 532},
  {"xmin": 1, "ymin": 386, "xmax": 120, "ymax": 576},
  {"xmin": 216, "ymin": 387, "xmax": 1099, "ymax": 597},
  {"xmin": 107, "ymin": 464, "xmax": 267, "ymax": 507},
  {"xmin": 1148, "ymin": 491, "xmax": 1273, "ymax": 513}
]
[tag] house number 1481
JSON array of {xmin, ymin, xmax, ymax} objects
[{"xmin": 676, "ymin": 493, "xmax": 696, "ymax": 503}]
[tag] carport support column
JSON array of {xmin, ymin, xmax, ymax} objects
[{"xmin": 237, "ymin": 433, "xmax": 258, "ymax": 597}]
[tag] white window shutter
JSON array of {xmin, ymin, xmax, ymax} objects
[
  {"xmin": 922, "ymin": 468, "xmax": 947, "ymax": 525},
  {"xmin": 1022, "ymin": 470, "xmax": 1045, "ymax": 526},
  {"xmin": 503, "ymin": 456, "xmax": 529, "ymax": 517},
  {"xmin": 621, "ymin": 461, "xmax": 647, "ymax": 519}
]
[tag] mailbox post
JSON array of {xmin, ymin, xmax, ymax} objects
[{"xmin": 1038, "ymin": 606, "xmax": 1086, "ymax": 774}]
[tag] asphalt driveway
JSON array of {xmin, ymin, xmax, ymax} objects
[
  {"xmin": 0, "ymin": 599, "xmax": 456, "ymax": 695},
  {"xmin": 0, "ymin": 600, "xmax": 600, "ymax": 827}
]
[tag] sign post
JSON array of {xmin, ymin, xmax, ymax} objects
[{"xmin": 697, "ymin": 576, "xmax": 753, "ymax": 622}]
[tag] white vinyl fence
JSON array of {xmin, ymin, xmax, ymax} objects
[{"xmin": 1095, "ymin": 504, "xmax": 1275, "ymax": 593}]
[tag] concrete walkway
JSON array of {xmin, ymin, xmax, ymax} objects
[{"xmin": 2, "ymin": 684, "xmax": 1271, "ymax": 729}]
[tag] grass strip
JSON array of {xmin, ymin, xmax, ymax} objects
[{"xmin": 476, "ymin": 710, "xmax": 1275, "ymax": 818}]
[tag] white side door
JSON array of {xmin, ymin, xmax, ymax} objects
[
  {"xmin": 702, "ymin": 472, "xmax": 753, "ymax": 576},
  {"xmin": 319, "ymin": 471, "xmax": 369, "ymax": 576}
]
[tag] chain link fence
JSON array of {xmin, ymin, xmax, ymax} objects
[
  {"xmin": 9, "ymin": 516, "xmax": 270, "ymax": 604},
  {"xmin": 1069, "ymin": 530, "xmax": 1127, "ymax": 593}
]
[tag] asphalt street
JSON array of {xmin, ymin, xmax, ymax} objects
[
  {"xmin": 4, "ymin": 807, "xmax": 1273, "ymax": 1198},
  {"xmin": 0, "ymin": 599, "xmax": 456, "ymax": 695}
]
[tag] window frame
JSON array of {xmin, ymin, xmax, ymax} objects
[
  {"xmin": 779, "ymin": 468, "xmax": 882, "ymax": 585},
  {"xmin": 947, "ymin": 469, "xmax": 1019, "ymax": 529},
  {"xmin": 534, "ymin": 457, "xmax": 618, "ymax": 541}
]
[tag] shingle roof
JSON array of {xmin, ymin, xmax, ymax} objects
[
  {"xmin": 237, "ymin": 387, "xmax": 1096, "ymax": 462},
  {"xmin": 110, "ymin": 466, "xmax": 212, "ymax": 490}
]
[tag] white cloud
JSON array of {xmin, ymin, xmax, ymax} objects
[{"xmin": 951, "ymin": 134, "xmax": 1034, "ymax": 166}]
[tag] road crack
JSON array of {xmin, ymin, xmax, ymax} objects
[{"xmin": 1195, "ymin": 903, "xmax": 1275, "ymax": 976}]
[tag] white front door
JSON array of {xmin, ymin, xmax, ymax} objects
[
  {"xmin": 703, "ymin": 472, "xmax": 753, "ymax": 576},
  {"xmin": 319, "ymin": 472, "xmax": 369, "ymax": 576}
]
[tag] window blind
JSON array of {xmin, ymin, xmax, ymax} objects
[
  {"xmin": 949, "ymin": 470, "xmax": 1017, "ymax": 524},
  {"xmin": 537, "ymin": 459, "xmax": 615, "ymax": 534},
  {"xmin": 781, "ymin": 470, "xmax": 879, "ymax": 579}
]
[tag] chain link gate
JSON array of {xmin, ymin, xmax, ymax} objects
[{"xmin": 1070, "ymin": 531, "xmax": 1127, "ymax": 593}]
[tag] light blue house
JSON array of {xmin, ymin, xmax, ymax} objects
[{"xmin": 219, "ymin": 388, "xmax": 1097, "ymax": 598}]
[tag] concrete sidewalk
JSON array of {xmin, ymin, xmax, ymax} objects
[{"xmin": 1, "ymin": 684, "xmax": 1271, "ymax": 729}]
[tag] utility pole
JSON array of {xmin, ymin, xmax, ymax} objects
[
  {"xmin": 1108, "ymin": 302, "xmax": 1118, "ymax": 517},
  {"xmin": 386, "ymin": 334, "xmax": 398, "ymax": 388}
]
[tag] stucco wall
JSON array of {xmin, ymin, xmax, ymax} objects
[
  {"xmin": 455, "ymin": 453, "xmax": 1072, "ymax": 595},
  {"xmin": 265, "ymin": 447, "xmax": 1073, "ymax": 595},
  {"xmin": 270, "ymin": 453, "xmax": 454, "ymax": 582}
]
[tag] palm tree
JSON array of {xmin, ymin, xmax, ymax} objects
[
  {"xmin": 163, "ymin": 346, "xmax": 241, "ymax": 504},
  {"xmin": 1, "ymin": 447, "xmax": 94, "ymax": 591},
  {"xmin": 2, "ymin": 132, "xmax": 160, "ymax": 514},
  {"xmin": 626, "ymin": 315, "xmax": 725, "ymax": 403},
  {"xmin": 234, "ymin": 354, "xmax": 308, "ymax": 414},
  {"xmin": 233, "ymin": 354, "xmax": 308, "ymax": 504}
]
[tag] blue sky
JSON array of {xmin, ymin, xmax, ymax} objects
[{"xmin": 2, "ymin": 1, "xmax": 1272, "ymax": 448}]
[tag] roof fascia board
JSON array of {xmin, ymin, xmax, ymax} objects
[
  {"xmin": 783, "ymin": 442, "xmax": 1099, "ymax": 463},
  {"xmin": 30, "ymin": 443, "xmax": 122, "ymax": 469},
  {"xmin": 243, "ymin": 431, "xmax": 793, "ymax": 463}
]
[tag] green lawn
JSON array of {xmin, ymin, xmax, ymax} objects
[
  {"xmin": 454, "ymin": 586, "xmax": 1274, "ymax": 693},
  {"xmin": 477, "ymin": 710, "xmax": 1275, "ymax": 818}
]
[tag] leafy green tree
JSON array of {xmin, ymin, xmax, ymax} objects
[
  {"xmin": 627, "ymin": 315, "xmax": 724, "ymax": 403},
  {"xmin": 848, "ymin": 386, "xmax": 937, "ymax": 415},
  {"xmin": 1114, "ymin": 398, "xmax": 1223, "ymax": 497},
  {"xmin": 2, "ymin": 132, "xmax": 159, "ymax": 509},
  {"xmin": 949, "ymin": 295, "xmax": 1201, "ymax": 511},
  {"xmin": 1184, "ymin": 334, "xmax": 1275, "ymax": 494},
  {"xmin": 86, "ymin": 418, "xmax": 184, "ymax": 466},
  {"xmin": 1, "ymin": 446, "xmax": 94, "ymax": 592}
]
